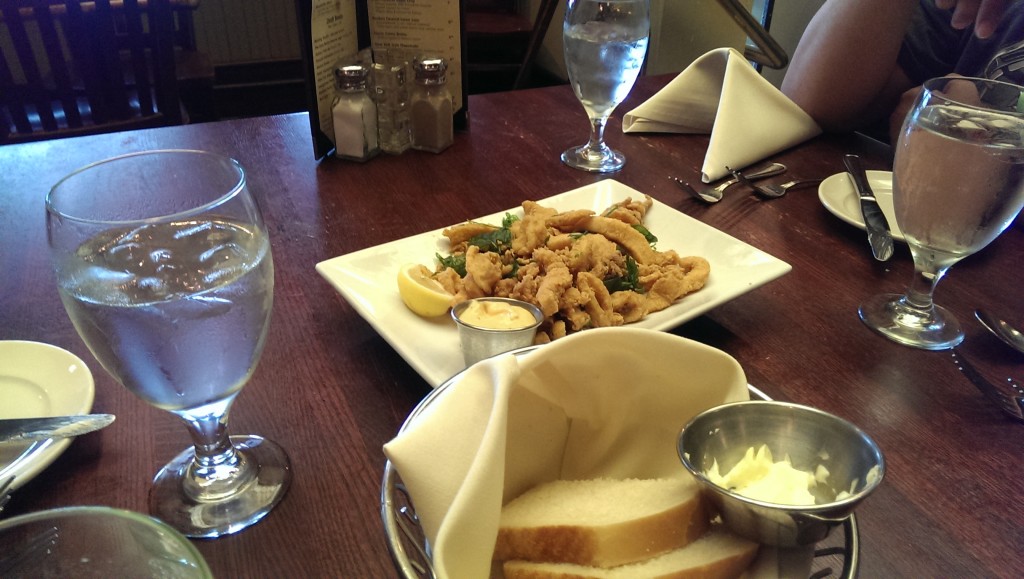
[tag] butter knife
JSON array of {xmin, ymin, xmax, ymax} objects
[
  {"xmin": 843, "ymin": 154, "xmax": 894, "ymax": 261},
  {"xmin": 0, "ymin": 414, "xmax": 115, "ymax": 443}
]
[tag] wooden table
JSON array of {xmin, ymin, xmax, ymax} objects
[{"xmin": 1, "ymin": 75, "xmax": 1021, "ymax": 577}]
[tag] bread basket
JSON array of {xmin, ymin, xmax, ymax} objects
[{"xmin": 380, "ymin": 346, "xmax": 860, "ymax": 578}]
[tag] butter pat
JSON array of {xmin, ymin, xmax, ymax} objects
[{"xmin": 705, "ymin": 445, "xmax": 821, "ymax": 506}]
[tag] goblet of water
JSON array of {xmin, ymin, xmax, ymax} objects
[
  {"xmin": 561, "ymin": 0, "xmax": 650, "ymax": 173},
  {"xmin": 859, "ymin": 77, "xmax": 1024, "ymax": 349},
  {"xmin": 46, "ymin": 150, "xmax": 291, "ymax": 537}
]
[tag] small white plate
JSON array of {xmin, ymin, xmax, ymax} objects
[
  {"xmin": 0, "ymin": 341, "xmax": 95, "ymax": 491},
  {"xmin": 818, "ymin": 170, "xmax": 905, "ymax": 242},
  {"xmin": 317, "ymin": 179, "xmax": 791, "ymax": 387}
]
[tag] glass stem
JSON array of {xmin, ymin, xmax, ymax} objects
[
  {"xmin": 587, "ymin": 116, "xmax": 610, "ymax": 155},
  {"xmin": 175, "ymin": 396, "xmax": 255, "ymax": 502},
  {"xmin": 903, "ymin": 260, "xmax": 950, "ymax": 313}
]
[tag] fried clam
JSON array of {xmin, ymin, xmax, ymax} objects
[
  {"xmin": 600, "ymin": 195, "xmax": 654, "ymax": 225},
  {"xmin": 427, "ymin": 195, "xmax": 709, "ymax": 341},
  {"xmin": 461, "ymin": 245, "xmax": 504, "ymax": 299},
  {"xmin": 559, "ymin": 214, "xmax": 660, "ymax": 265}
]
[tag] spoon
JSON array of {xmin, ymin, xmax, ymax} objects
[{"xmin": 975, "ymin": 310, "xmax": 1024, "ymax": 354}]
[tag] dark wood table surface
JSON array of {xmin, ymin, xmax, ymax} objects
[{"xmin": 1, "ymin": 75, "xmax": 1021, "ymax": 577}]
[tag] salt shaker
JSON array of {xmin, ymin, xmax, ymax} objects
[
  {"xmin": 332, "ymin": 65, "xmax": 380, "ymax": 162},
  {"xmin": 410, "ymin": 57, "xmax": 454, "ymax": 153}
]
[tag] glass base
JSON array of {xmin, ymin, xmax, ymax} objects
[
  {"xmin": 561, "ymin": 143, "xmax": 625, "ymax": 173},
  {"xmin": 858, "ymin": 293, "xmax": 964, "ymax": 350},
  {"xmin": 150, "ymin": 435, "xmax": 291, "ymax": 538}
]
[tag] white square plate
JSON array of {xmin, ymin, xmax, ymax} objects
[{"xmin": 316, "ymin": 179, "xmax": 791, "ymax": 387}]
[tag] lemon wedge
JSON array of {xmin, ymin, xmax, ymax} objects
[{"xmin": 397, "ymin": 263, "xmax": 454, "ymax": 318}]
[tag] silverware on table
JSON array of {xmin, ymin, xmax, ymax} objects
[
  {"xmin": 746, "ymin": 177, "xmax": 823, "ymax": 199},
  {"xmin": 670, "ymin": 162, "xmax": 787, "ymax": 203},
  {"xmin": 951, "ymin": 350, "xmax": 1023, "ymax": 422},
  {"xmin": 0, "ymin": 414, "xmax": 115, "ymax": 444},
  {"xmin": 669, "ymin": 176, "xmax": 717, "ymax": 203},
  {"xmin": 0, "ymin": 521, "xmax": 59, "ymax": 573},
  {"xmin": 727, "ymin": 166, "xmax": 822, "ymax": 199},
  {"xmin": 975, "ymin": 310, "xmax": 1024, "ymax": 354},
  {"xmin": 0, "ymin": 475, "xmax": 13, "ymax": 514},
  {"xmin": 843, "ymin": 154, "xmax": 893, "ymax": 261}
]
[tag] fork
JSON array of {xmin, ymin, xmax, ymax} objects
[
  {"xmin": 0, "ymin": 475, "xmax": 13, "ymax": 514},
  {"xmin": 669, "ymin": 177, "xmax": 719, "ymax": 203},
  {"xmin": 746, "ymin": 178, "xmax": 823, "ymax": 199},
  {"xmin": 671, "ymin": 162, "xmax": 787, "ymax": 203},
  {"xmin": 951, "ymin": 350, "xmax": 1024, "ymax": 422},
  {"xmin": 728, "ymin": 166, "xmax": 822, "ymax": 199},
  {"xmin": 0, "ymin": 523, "xmax": 60, "ymax": 575}
]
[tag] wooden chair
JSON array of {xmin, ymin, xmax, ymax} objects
[
  {"xmin": 166, "ymin": 0, "xmax": 215, "ymax": 122},
  {"xmin": 464, "ymin": 0, "xmax": 560, "ymax": 93},
  {"xmin": 0, "ymin": 0, "xmax": 183, "ymax": 144}
]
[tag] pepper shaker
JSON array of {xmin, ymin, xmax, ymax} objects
[
  {"xmin": 332, "ymin": 65, "xmax": 380, "ymax": 162},
  {"xmin": 372, "ymin": 54, "xmax": 412, "ymax": 155},
  {"xmin": 410, "ymin": 57, "xmax": 454, "ymax": 154}
]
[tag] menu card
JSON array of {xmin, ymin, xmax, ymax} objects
[{"xmin": 296, "ymin": 0, "xmax": 468, "ymax": 160}]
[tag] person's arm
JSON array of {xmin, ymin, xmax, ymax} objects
[
  {"xmin": 782, "ymin": 0, "xmax": 1014, "ymax": 134},
  {"xmin": 781, "ymin": 0, "xmax": 920, "ymax": 133}
]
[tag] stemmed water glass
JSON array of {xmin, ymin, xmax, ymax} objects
[
  {"xmin": 859, "ymin": 77, "xmax": 1024, "ymax": 349},
  {"xmin": 46, "ymin": 150, "xmax": 291, "ymax": 537},
  {"xmin": 561, "ymin": 0, "xmax": 650, "ymax": 173}
]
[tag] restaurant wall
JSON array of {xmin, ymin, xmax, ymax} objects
[
  {"xmin": 192, "ymin": 0, "xmax": 302, "ymax": 64},
  {"xmin": 181, "ymin": 0, "xmax": 823, "ymax": 103}
]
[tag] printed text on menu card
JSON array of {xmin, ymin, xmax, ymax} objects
[{"xmin": 367, "ymin": 0, "xmax": 463, "ymax": 114}]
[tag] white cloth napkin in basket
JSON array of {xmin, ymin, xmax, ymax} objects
[
  {"xmin": 383, "ymin": 327, "xmax": 751, "ymax": 578},
  {"xmin": 623, "ymin": 47, "xmax": 822, "ymax": 182}
]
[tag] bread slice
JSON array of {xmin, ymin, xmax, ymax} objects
[
  {"xmin": 493, "ymin": 477, "xmax": 709, "ymax": 568},
  {"xmin": 502, "ymin": 530, "xmax": 759, "ymax": 579}
]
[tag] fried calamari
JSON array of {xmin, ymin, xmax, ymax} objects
[{"xmin": 434, "ymin": 195, "xmax": 709, "ymax": 342}]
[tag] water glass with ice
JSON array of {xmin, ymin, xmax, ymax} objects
[
  {"xmin": 46, "ymin": 149, "xmax": 291, "ymax": 537},
  {"xmin": 561, "ymin": 0, "xmax": 650, "ymax": 173},
  {"xmin": 859, "ymin": 77, "xmax": 1024, "ymax": 349}
]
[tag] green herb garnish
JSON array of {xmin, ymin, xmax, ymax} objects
[
  {"xmin": 632, "ymin": 224, "xmax": 657, "ymax": 245},
  {"xmin": 603, "ymin": 255, "xmax": 644, "ymax": 293},
  {"xmin": 436, "ymin": 252, "xmax": 466, "ymax": 277},
  {"xmin": 467, "ymin": 213, "xmax": 519, "ymax": 253}
]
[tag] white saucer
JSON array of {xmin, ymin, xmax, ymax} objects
[
  {"xmin": 818, "ymin": 170, "xmax": 905, "ymax": 242},
  {"xmin": 0, "ymin": 341, "xmax": 95, "ymax": 490}
]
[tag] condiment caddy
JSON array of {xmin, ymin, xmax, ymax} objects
[{"xmin": 331, "ymin": 55, "xmax": 455, "ymax": 161}]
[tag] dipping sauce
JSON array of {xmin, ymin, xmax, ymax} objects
[
  {"xmin": 457, "ymin": 299, "xmax": 538, "ymax": 330},
  {"xmin": 705, "ymin": 445, "xmax": 827, "ymax": 506}
]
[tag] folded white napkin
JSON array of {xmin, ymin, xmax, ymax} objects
[
  {"xmin": 383, "ymin": 327, "xmax": 751, "ymax": 578},
  {"xmin": 623, "ymin": 47, "xmax": 821, "ymax": 182}
]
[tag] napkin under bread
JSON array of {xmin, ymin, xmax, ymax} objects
[
  {"xmin": 623, "ymin": 47, "xmax": 821, "ymax": 182},
  {"xmin": 383, "ymin": 327, "xmax": 751, "ymax": 578}
]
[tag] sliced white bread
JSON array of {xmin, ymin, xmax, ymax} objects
[
  {"xmin": 493, "ymin": 477, "xmax": 709, "ymax": 568},
  {"xmin": 502, "ymin": 529, "xmax": 759, "ymax": 579}
]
